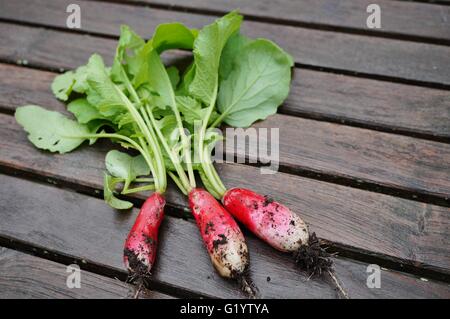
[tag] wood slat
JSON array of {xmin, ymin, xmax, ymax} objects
[
  {"xmin": 0, "ymin": 113, "xmax": 449, "ymax": 275},
  {"xmin": 120, "ymin": 0, "xmax": 450, "ymax": 43},
  {"xmin": 1, "ymin": 174, "xmax": 449, "ymax": 298},
  {"xmin": 0, "ymin": 247, "xmax": 172, "ymax": 299},
  {"xmin": 228, "ymin": 114, "xmax": 450, "ymax": 201},
  {"xmin": 1, "ymin": 63, "xmax": 449, "ymax": 141},
  {"xmin": 0, "ymin": 58, "xmax": 449, "ymax": 201},
  {"xmin": 1, "ymin": 0, "xmax": 450, "ymax": 85}
]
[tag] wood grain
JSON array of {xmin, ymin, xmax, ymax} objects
[
  {"xmin": 119, "ymin": 0, "xmax": 450, "ymax": 43},
  {"xmin": 1, "ymin": 63, "xmax": 449, "ymax": 141},
  {"xmin": 1, "ymin": 60, "xmax": 449, "ymax": 201},
  {"xmin": 226, "ymin": 114, "xmax": 450, "ymax": 201},
  {"xmin": 0, "ymin": 113, "xmax": 449, "ymax": 274},
  {"xmin": 0, "ymin": 247, "xmax": 172, "ymax": 299},
  {"xmin": 0, "ymin": 174, "xmax": 449, "ymax": 298},
  {"xmin": 1, "ymin": 0, "xmax": 450, "ymax": 85}
]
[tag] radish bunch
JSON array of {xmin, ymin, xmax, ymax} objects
[{"xmin": 15, "ymin": 11, "xmax": 346, "ymax": 298}]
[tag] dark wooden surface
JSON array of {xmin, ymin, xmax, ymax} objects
[
  {"xmin": 0, "ymin": 247, "xmax": 172, "ymax": 299},
  {"xmin": 121, "ymin": 0, "xmax": 450, "ymax": 43},
  {"xmin": 1, "ymin": 0, "xmax": 450, "ymax": 86},
  {"xmin": 1, "ymin": 174, "xmax": 449, "ymax": 299},
  {"xmin": 0, "ymin": 113, "xmax": 449, "ymax": 275},
  {"xmin": 2, "ymin": 61, "xmax": 450, "ymax": 142},
  {"xmin": 1, "ymin": 62, "xmax": 449, "ymax": 202},
  {"xmin": 0, "ymin": 0, "xmax": 449, "ymax": 299}
]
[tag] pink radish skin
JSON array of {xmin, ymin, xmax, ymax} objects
[
  {"xmin": 189, "ymin": 188, "xmax": 249, "ymax": 278},
  {"xmin": 124, "ymin": 192, "xmax": 165, "ymax": 277},
  {"xmin": 222, "ymin": 188, "xmax": 309, "ymax": 253},
  {"xmin": 222, "ymin": 188, "xmax": 347, "ymax": 298}
]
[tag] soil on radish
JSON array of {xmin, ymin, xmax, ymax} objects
[
  {"xmin": 212, "ymin": 234, "xmax": 228, "ymax": 249},
  {"xmin": 293, "ymin": 232, "xmax": 333, "ymax": 277},
  {"xmin": 124, "ymin": 248, "xmax": 150, "ymax": 278},
  {"xmin": 204, "ymin": 221, "xmax": 215, "ymax": 235}
]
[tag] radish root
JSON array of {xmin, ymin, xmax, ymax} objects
[
  {"xmin": 326, "ymin": 269, "xmax": 349, "ymax": 299},
  {"xmin": 293, "ymin": 232, "xmax": 349, "ymax": 299},
  {"xmin": 236, "ymin": 272, "xmax": 259, "ymax": 299}
]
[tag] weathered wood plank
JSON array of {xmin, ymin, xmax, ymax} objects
[
  {"xmin": 2, "ymin": 62, "xmax": 449, "ymax": 201},
  {"xmin": 228, "ymin": 114, "xmax": 450, "ymax": 201},
  {"xmin": 120, "ymin": 0, "xmax": 450, "ymax": 43},
  {"xmin": 0, "ymin": 113, "xmax": 449, "ymax": 274},
  {"xmin": 0, "ymin": 247, "xmax": 172, "ymax": 299},
  {"xmin": 1, "ymin": 63, "xmax": 450, "ymax": 141},
  {"xmin": 1, "ymin": 0, "xmax": 450, "ymax": 85},
  {"xmin": 0, "ymin": 174, "xmax": 448, "ymax": 298}
]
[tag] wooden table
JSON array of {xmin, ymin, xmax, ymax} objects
[{"xmin": 0, "ymin": 0, "xmax": 449, "ymax": 299}]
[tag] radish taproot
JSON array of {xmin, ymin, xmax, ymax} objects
[
  {"xmin": 189, "ymin": 188, "xmax": 256, "ymax": 297},
  {"xmin": 124, "ymin": 192, "xmax": 165, "ymax": 279},
  {"xmin": 222, "ymin": 188, "xmax": 348, "ymax": 298},
  {"xmin": 222, "ymin": 188, "xmax": 309, "ymax": 253}
]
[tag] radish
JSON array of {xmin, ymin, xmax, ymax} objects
[
  {"xmin": 222, "ymin": 188, "xmax": 348, "ymax": 298},
  {"xmin": 189, "ymin": 188, "xmax": 256, "ymax": 297},
  {"xmin": 124, "ymin": 192, "xmax": 165, "ymax": 279},
  {"xmin": 222, "ymin": 188, "xmax": 309, "ymax": 253}
]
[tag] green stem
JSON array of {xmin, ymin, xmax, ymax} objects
[
  {"xmin": 116, "ymin": 69, "xmax": 166, "ymax": 193},
  {"xmin": 138, "ymin": 107, "xmax": 167, "ymax": 192},
  {"xmin": 69, "ymin": 132, "xmax": 159, "ymax": 190},
  {"xmin": 122, "ymin": 184, "xmax": 155, "ymax": 194},
  {"xmin": 210, "ymin": 111, "xmax": 226, "ymax": 129},
  {"xmin": 197, "ymin": 87, "xmax": 228, "ymax": 196},
  {"xmin": 168, "ymin": 171, "xmax": 188, "ymax": 196},
  {"xmin": 145, "ymin": 106, "xmax": 192, "ymax": 193},
  {"xmin": 171, "ymin": 100, "xmax": 196, "ymax": 188},
  {"xmin": 134, "ymin": 177, "xmax": 154, "ymax": 183},
  {"xmin": 202, "ymin": 147, "xmax": 226, "ymax": 197}
]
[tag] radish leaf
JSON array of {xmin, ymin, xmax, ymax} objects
[
  {"xmin": 152, "ymin": 22, "xmax": 197, "ymax": 53},
  {"xmin": 68, "ymin": 98, "xmax": 106, "ymax": 124},
  {"xmin": 189, "ymin": 11, "xmax": 242, "ymax": 106},
  {"xmin": 105, "ymin": 150, "xmax": 150, "ymax": 188},
  {"xmin": 104, "ymin": 173, "xmax": 133, "ymax": 210},
  {"xmin": 216, "ymin": 37, "xmax": 293, "ymax": 127},
  {"xmin": 15, "ymin": 105, "xmax": 90, "ymax": 153}
]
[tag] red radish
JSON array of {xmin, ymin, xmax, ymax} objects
[
  {"xmin": 222, "ymin": 188, "xmax": 348, "ymax": 298},
  {"xmin": 222, "ymin": 188, "xmax": 309, "ymax": 253},
  {"xmin": 124, "ymin": 192, "xmax": 165, "ymax": 279},
  {"xmin": 188, "ymin": 188, "xmax": 256, "ymax": 296}
]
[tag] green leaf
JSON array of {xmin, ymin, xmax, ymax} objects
[
  {"xmin": 217, "ymin": 37, "xmax": 293, "ymax": 127},
  {"xmin": 111, "ymin": 25, "xmax": 145, "ymax": 82},
  {"xmin": 154, "ymin": 115, "xmax": 179, "ymax": 147},
  {"xmin": 86, "ymin": 54, "xmax": 128, "ymax": 118},
  {"xmin": 198, "ymin": 167, "xmax": 221, "ymax": 199},
  {"xmin": 176, "ymin": 96, "xmax": 219, "ymax": 125},
  {"xmin": 152, "ymin": 22, "xmax": 197, "ymax": 53},
  {"xmin": 104, "ymin": 173, "xmax": 133, "ymax": 210},
  {"xmin": 51, "ymin": 71, "xmax": 75, "ymax": 101},
  {"xmin": 176, "ymin": 63, "xmax": 195, "ymax": 97},
  {"xmin": 15, "ymin": 105, "xmax": 90, "ymax": 153},
  {"xmin": 51, "ymin": 65, "xmax": 91, "ymax": 101},
  {"xmin": 167, "ymin": 66, "xmax": 180, "ymax": 89},
  {"xmin": 189, "ymin": 11, "xmax": 242, "ymax": 106},
  {"xmin": 144, "ymin": 50, "xmax": 177, "ymax": 110},
  {"xmin": 105, "ymin": 150, "xmax": 150, "ymax": 188},
  {"xmin": 67, "ymin": 98, "xmax": 105, "ymax": 124},
  {"xmin": 86, "ymin": 121, "xmax": 111, "ymax": 145}
]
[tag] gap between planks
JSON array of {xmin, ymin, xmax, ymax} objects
[
  {"xmin": 1, "ymin": 64, "xmax": 448, "ymax": 206},
  {"xmin": 0, "ymin": 0, "xmax": 450, "ymax": 88},
  {"xmin": 0, "ymin": 173, "xmax": 449, "ymax": 298},
  {"xmin": 85, "ymin": 0, "xmax": 450, "ymax": 46},
  {"xmin": 0, "ymin": 246, "xmax": 175, "ymax": 299},
  {"xmin": 2, "ymin": 115, "xmax": 448, "ymax": 282},
  {"xmin": 1, "ymin": 60, "xmax": 449, "ymax": 144}
]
